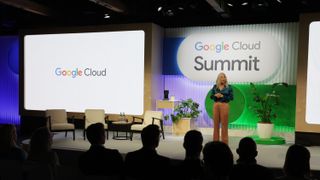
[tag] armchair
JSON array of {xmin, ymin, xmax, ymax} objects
[
  {"xmin": 84, "ymin": 109, "xmax": 109, "ymax": 140},
  {"xmin": 130, "ymin": 110, "xmax": 165, "ymax": 140},
  {"xmin": 46, "ymin": 109, "xmax": 75, "ymax": 140}
]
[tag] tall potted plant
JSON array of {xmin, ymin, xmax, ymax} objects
[
  {"xmin": 250, "ymin": 82, "xmax": 288, "ymax": 139},
  {"xmin": 167, "ymin": 98, "xmax": 201, "ymax": 135}
]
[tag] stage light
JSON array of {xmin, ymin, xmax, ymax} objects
[
  {"xmin": 166, "ymin": 9, "xmax": 174, "ymax": 16},
  {"xmin": 241, "ymin": 2, "xmax": 248, "ymax": 6},
  {"xmin": 276, "ymin": 0, "xmax": 282, "ymax": 3},
  {"xmin": 157, "ymin": 6, "xmax": 162, "ymax": 12},
  {"xmin": 104, "ymin": 13, "xmax": 110, "ymax": 18},
  {"xmin": 227, "ymin": 3, "xmax": 233, "ymax": 7}
]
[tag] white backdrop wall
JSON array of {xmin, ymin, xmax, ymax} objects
[
  {"xmin": 165, "ymin": 22, "xmax": 299, "ymax": 85},
  {"xmin": 163, "ymin": 23, "xmax": 299, "ymax": 128}
]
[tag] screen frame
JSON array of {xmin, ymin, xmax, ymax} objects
[
  {"xmin": 305, "ymin": 21, "xmax": 320, "ymax": 125},
  {"xmin": 19, "ymin": 24, "xmax": 148, "ymax": 117},
  {"xmin": 295, "ymin": 13, "xmax": 320, "ymax": 133}
]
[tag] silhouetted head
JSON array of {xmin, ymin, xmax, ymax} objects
[
  {"xmin": 141, "ymin": 124, "xmax": 160, "ymax": 149},
  {"xmin": 203, "ymin": 141, "xmax": 234, "ymax": 177},
  {"xmin": 283, "ymin": 144, "xmax": 310, "ymax": 177},
  {"xmin": 0, "ymin": 124, "xmax": 17, "ymax": 151},
  {"xmin": 183, "ymin": 130, "xmax": 203, "ymax": 159},
  {"xmin": 86, "ymin": 123, "xmax": 106, "ymax": 145},
  {"xmin": 29, "ymin": 126, "xmax": 52, "ymax": 153},
  {"xmin": 236, "ymin": 137, "xmax": 257, "ymax": 163}
]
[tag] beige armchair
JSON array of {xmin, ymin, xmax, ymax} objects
[
  {"xmin": 84, "ymin": 109, "xmax": 108, "ymax": 140},
  {"xmin": 130, "ymin": 110, "xmax": 165, "ymax": 140},
  {"xmin": 46, "ymin": 109, "xmax": 75, "ymax": 140}
]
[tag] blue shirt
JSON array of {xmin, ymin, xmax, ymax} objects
[{"xmin": 210, "ymin": 85, "xmax": 234, "ymax": 103}]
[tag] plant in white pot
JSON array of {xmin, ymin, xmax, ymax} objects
[
  {"xmin": 250, "ymin": 82, "xmax": 288, "ymax": 139},
  {"xmin": 166, "ymin": 98, "xmax": 201, "ymax": 135}
]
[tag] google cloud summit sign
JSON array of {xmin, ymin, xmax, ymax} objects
[{"xmin": 177, "ymin": 32, "xmax": 281, "ymax": 82}]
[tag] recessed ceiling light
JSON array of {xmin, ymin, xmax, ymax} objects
[
  {"xmin": 104, "ymin": 14, "xmax": 110, "ymax": 18},
  {"xmin": 157, "ymin": 6, "xmax": 162, "ymax": 12},
  {"xmin": 227, "ymin": 3, "xmax": 233, "ymax": 7}
]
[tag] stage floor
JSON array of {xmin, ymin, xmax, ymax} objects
[{"xmin": 50, "ymin": 129, "xmax": 320, "ymax": 170}]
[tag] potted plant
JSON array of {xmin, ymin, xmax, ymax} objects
[
  {"xmin": 166, "ymin": 98, "xmax": 201, "ymax": 135},
  {"xmin": 250, "ymin": 82, "xmax": 288, "ymax": 139}
]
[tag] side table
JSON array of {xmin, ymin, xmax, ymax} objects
[{"xmin": 108, "ymin": 120, "xmax": 132, "ymax": 140}]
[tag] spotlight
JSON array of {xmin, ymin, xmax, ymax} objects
[
  {"xmin": 255, "ymin": 0, "xmax": 268, "ymax": 7},
  {"xmin": 166, "ymin": 9, "xmax": 174, "ymax": 16},
  {"xmin": 178, "ymin": 6, "xmax": 184, "ymax": 10},
  {"xmin": 104, "ymin": 14, "xmax": 110, "ymax": 18},
  {"xmin": 241, "ymin": 2, "xmax": 248, "ymax": 6}
]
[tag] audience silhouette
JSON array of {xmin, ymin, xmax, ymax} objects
[
  {"xmin": 230, "ymin": 137, "xmax": 274, "ymax": 180},
  {"xmin": 0, "ymin": 124, "xmax": 27, "ymax": 161},
  {"xmin": 27, "ymin": 126, "xmax": 60, "ymax": 176},
  {"xmin": 202, "ymin": 141, "xmax": 234, "ymax": 180},
  {"xmin": 78, "ymin": 122, "xmax": 124, "ymax": 177},
  {"xmin": 277, "ymin": 144, "xmax": 313, "ymax": 180},
  {"xmin": 174, "ymin": 130, "xmax": 204, "ymax": 180},
  {"xmin": 124, "ymin": 124, "xmax": 171, "ymax": 180},
  {"xmin": 2, "ymin": 122, "xmax": 319, "ymax": 180}
]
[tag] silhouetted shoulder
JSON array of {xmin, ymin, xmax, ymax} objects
[
  {"xmin": 124, "ymin": 148, "xmax": 171, "ymax": 180},
  {"xmin": 231, "ymin": 163, "xmax": 274, "ymax": 180},
  {"xmin": 276, "ymin": 176, "xmax": 311, "ymax": 180},
  {"xmin": 0, "ymin": 146, "xmax": 27, "ymax": 161},
  {"xmin": 78, "ymin": 145, "xmax": 123, "ymax": 176}
]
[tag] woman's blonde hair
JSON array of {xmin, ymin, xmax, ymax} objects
[{"xmin": 215, "ymin": 72, "xmax": 228, "ymax": 87}]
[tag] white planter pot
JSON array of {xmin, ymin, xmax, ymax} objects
[{"xmin": 257, "ymin": 122, "xmax": 274, "ymax": 139}]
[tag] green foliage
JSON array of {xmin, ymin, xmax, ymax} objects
[
  {"xmin": 250, "ymin": 82, "xmax": 288, "ymax": 123},
  {"xmin": 165, "ymin": 98, "xmax": 201, "ymax": 124}
]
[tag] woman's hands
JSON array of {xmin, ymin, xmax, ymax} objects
[{"xmin": 215, "ymin": 93, "xmax": 224, "ymax": 98}]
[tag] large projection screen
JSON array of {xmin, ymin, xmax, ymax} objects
[
  {"xmin": 306, "ymin": 21, "xmax": 320, "ymax": 124},
  {"xmin": 23, "ymin": 30, "xmax": 145, "ymax": 115},
  {"xmin": 296, "ymin": 13, "xmax": 320, "ymax": 134}
]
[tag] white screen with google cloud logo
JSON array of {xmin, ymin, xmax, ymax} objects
[{"xmin": 24, "ymin": 30, "xmax": 145, "ymax": 115}]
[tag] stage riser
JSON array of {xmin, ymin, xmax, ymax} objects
[{"xmin": 295, "ymin": 132, "xmax": 320, "ymax": 146}]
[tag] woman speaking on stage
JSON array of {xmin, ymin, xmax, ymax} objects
[{"xmin": 210, "ymin": 72, "xmax": 233, "ymax": 144}]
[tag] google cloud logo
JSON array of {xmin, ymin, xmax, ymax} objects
[
  {"xmin": 177, "ymin": 32, "xmax": 281, "ymax": 82},
  {"xmin": 54, "ymin": 67, "xmax": 106, "ymax": 78}
]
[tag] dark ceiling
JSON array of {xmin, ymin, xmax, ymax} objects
[{"xmin": 1, "ymin": 0, "xmax": 320, "ymax": 34}]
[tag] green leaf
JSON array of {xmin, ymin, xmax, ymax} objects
[
  {"xmin": 250, "ymin": 82, "xmax": 288, "ymax": 123},
  {"xmin": 169, "ymin": 98, "xmax": 201, "ymax": 124}
]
